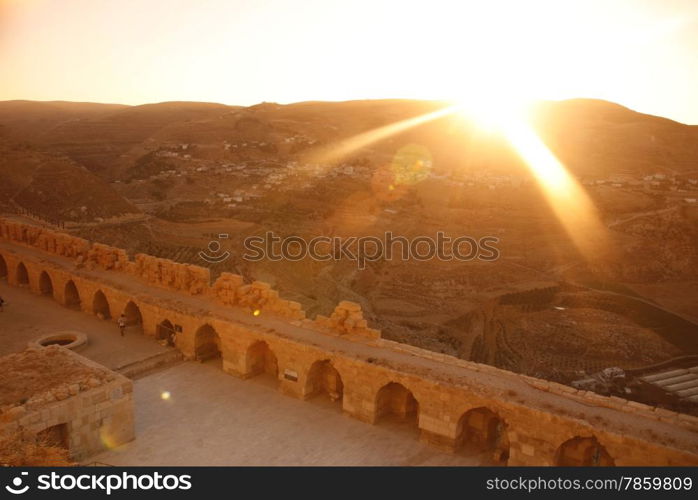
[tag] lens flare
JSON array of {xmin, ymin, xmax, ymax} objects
[
  {"xmin": 390, "ymin": 144, "xmax": 432, "ymax": 186},
  {"xmin": 99, "ymin": 427, "xmax": 120, "ymax": 450}
]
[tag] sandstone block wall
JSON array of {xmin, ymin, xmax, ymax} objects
[
  {"xmin": 0, "ymin": 218, "xmax": 371, "ymax": 337},
  {"xmin": 0, "ymin": 348, "xmax": 135, "ymax": 462},
  {"xmin": 315, "ymin": 300, "xmax": 380, "ymax": 339}
]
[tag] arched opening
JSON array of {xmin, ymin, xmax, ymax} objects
[
  {"xmin": 16, "ymin": 262, "xmax": 29, "ymax": 286},
  {"xmin": 123, "ymin": 301, "xmax": 144, "ymax": 334},
  {"xmin": 305, "ymin": 359, "xmax": 343, "ymax": 404},
  {"xmin": 92, "ymin": 290, "xmax": 111, "ymax": 320},
  {"xmin": 39, "ymin": 271, "xmax": 54, "ymax": 297},
  {"xmin": 374, "ymin": 382, "xmax": 419, "ymax": 428},
  {"xmin": 195, "ymin": 324, "xmax": 221, "ymax": 363},
  {"xmin": 456, "ymin": 407, "xmax": 509, "ymax": 464},
  {"xmin": 64, "ymin": 280, "xmax": 81, "ymax": 310},
  {"xmin": 246, "ymin": 340, "xmax": 278, "ymax": 380},
  {"xmin": 555, "ymin": 436, "xmax": 615, "ymax": 466},
  {"xmin": 0, "ymin": 254, "xmax": 7, "ymax": 279},
  {"xmin": 157, "ymin": 319, "xmax": 176, "ymax": 345},
  {"xmin": 36, "ymin": 423, "xmax": 69, "ymax": 450}
]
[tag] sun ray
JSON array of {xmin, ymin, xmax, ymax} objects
[
  {"xmin": 497, "ymin": 111, "xmax": 609, "ymax": 257},
  {"xmin": 305, "ymin": 106, "xmax": 456, "ymax": 165}
]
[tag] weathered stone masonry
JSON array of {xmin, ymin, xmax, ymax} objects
[
  {"xmin": 1, "ymin": 218, "xmax": 697, "ymax": 466},
  {"xmin": 0, "ymin": 347, "xmax": 134, "ymax": 461}
]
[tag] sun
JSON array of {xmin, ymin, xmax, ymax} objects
[{"xmin": 453, "ymin": 90, "xmax": 533, "ymax": 134}]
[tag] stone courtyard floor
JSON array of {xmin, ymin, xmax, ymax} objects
[
  {"xmin": 0, "ymin": 281, "xmax": 168, "ymax": 369},
  {"xmin": 1, "ymin": 281, "xmax": 484, "ymax": 466},
  {"xmin": 94, "ymin": 361, "xmax": 485, "ymax": 466}
]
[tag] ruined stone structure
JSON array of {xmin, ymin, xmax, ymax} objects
[
  {"xmin": 0, "ymin": 346, "xmax": 134, "ymax": 461},
  {"xmin": 1, "ymin": 217, "xmax": 697, "ymax": 465}
]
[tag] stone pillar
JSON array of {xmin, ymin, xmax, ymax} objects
[
  {"xmin": 5, "ymin": 256, "xmax": 21, "ymax": 286},
  {"xmin": 342, "ymin": 383, "xmax": 377, "ymax": 423},
  {"xmin": 418, "ymin": 412, "xmax": 458, "ymax": 452},
  {"xmin": 278, "ymin": 361, "xmax": 304, "ymax": 399},
  {"xmin": 138, "ymin": 304, "xmax": 159, "ymax": 337},
  {"xmin": 506, "ymin": 430, "xmax": 555, "ymax": 466},
  {"xmin": 220, "ymin": 335, "xmax": 248, "ymax": 378},
  {"xmin": 26, "ymin": 267, "xmax": 42, "ymax": 295}
]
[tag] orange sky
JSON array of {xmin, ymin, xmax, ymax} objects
[{"xmin": 1, "ymin": 0, "xmax": 698, "ymax": 124}]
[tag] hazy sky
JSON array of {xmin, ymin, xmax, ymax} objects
[{"xmin": 1, "ymin": 0, "xmax": 698, "ymax": 124}]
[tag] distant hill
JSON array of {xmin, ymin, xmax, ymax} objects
[
  {"xmin": 0, "ymin": 140, "xmax": 138, "ymax": 222},
  {"xmin": 0, "ymin": 100, "xmax": 234, "ymax": 177},
  {"xmin": 0, "ymin": 100, "xmax": 127, "ymax": 140},
  {"xmin": 1, "ymin": 98, "xmax": 698, "ymax": 181},
  {"xmin": 533, "ymin": 99, "xmax": 698, "ymax": 177}
]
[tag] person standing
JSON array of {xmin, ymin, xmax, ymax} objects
[{"xmin": 118, "ymin": 314, "xmax": 126, "ymax": 336}]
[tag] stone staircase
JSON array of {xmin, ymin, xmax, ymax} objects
[{"xmin": 114, "ymin": 348, "xmax": 184, "ymax": 379}]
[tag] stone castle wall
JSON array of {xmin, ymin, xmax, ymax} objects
[
  {"xmin": 0, "ymin": 217, "xmax": 696, "ymax": 466},
  {"xmin": 0, "ymin": 219, "xmax": 377, "ymax": 339}
]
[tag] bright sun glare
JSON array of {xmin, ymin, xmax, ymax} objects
[
  {"xmin": 454, "ymin": 89, "xmax": 532, "ymax": 134},
  {"xmin": 453, "ymin": 94, "xmax": 608, "ymax": 256}
]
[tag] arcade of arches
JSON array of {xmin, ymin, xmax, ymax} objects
[{"xmin": 0, "ymin": 241, "xmax": 697, "ymax": 467}]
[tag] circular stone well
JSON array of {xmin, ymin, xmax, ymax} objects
[{"xmin": 29, "ymin": 331, "xmax": 88, "ymax": 351}]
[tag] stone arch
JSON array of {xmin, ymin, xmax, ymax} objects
[
  {"xmin": 195, "ymin": 324, "xmax": 221, "ymax": 362},
  {"xmin": 64, "ymin": 280, "xmax": 81, "ymax": 310},
  {"xmin": 16, "ymin": 262, "xmax": 29, "ymax": 286},
  {"xmin": 156, "ymin": 319, "xmax": 175, "ymax": 341},
  {"xmin": 305, "ymin": 359, "xmax": 343, "ymax": 403},
  {"xmin": 37, "ymin": 423, "xmax": 69, "ymax": 450},
  {"xmin": 0, "ymin": 254, "xmax": 7, "ymax": 279},
  {"xmin": 92, "ymin": 290, "xmax": 111, "ymax": 320},
  {"xmin": 245, "ymin": 340, "xmax": 278, "ymax": 379},
  {"xmin": 374, "ymin": 382, "xmax": 419, "ymax": 426},
  {"xmin": 555, "ymin": 436, "xmax": 615, "ymax": 466},
  {"xmin": 39, "ymin": 271, "xmax": 54, "ymax": 296},
  {"xmin": 123, "ymin": 301, "xmax": 144, "ymax": 334},
  {"xmin": 456, "ymin": 407, "xmax": 509, "ymax": 464}
]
